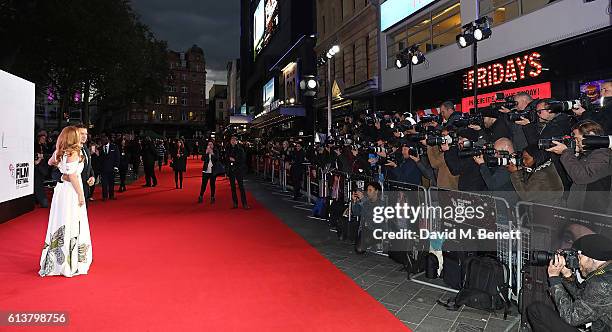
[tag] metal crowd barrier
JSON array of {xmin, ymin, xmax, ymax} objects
[{"xmin": 256, "ymin": 156, "xmax": 612, "ymax": 300}]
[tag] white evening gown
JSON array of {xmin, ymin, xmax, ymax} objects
[{"xmin": 39, "ymin": 153, "xmax": 93, "ymax": 277}]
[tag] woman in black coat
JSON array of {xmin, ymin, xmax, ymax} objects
[
  {"xmin": 172, "ymin": 140, "xmax": 188, "ymax": 189},
  {"xmin": 198, "ymin": 141, "xmax": 224, "ymax": 204}
]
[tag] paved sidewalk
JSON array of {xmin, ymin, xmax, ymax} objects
[{"xmin": 246, "ymin": 178, "xmax": 520, "ymax": 332}]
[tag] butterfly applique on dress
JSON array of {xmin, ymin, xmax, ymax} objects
[{"xmin": 39, "ymin": 225, "xmax": 66, "ymax": 276}]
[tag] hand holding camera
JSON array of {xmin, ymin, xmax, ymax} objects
[{"xmin": 547, "ymin": 254, "xmax": 573, "ymax": 278}]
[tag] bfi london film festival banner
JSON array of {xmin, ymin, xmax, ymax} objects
[{"xmin": 0, "ymin": 70, "xmax": 35, "ymax": 203}]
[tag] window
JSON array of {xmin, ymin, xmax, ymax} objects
[
  {"xmin": 200, "ymin": 99, "xmax": 205, "ymax": 107},
  {"xmin": 219, "ymin": 101, "xmax": 224, "ymax": 109},
  {"xmin": 365, "ymin": 36, "xmax": 370, "ymax": 79},
  {"xmin": 479, "ymin": 0, "xmax": 550, "ymax": 27},
  {"xmin": 181, "ymin": 74, "xmax": 187, "ymax": 80},
  {"xmin": 181, "ymin": 86, "xmax": 188, "ymax": 93},
  {"xmin": 155, "ymin": 97, "xmax": 161, "ymax": 104},
  {"xmin": 181, "ymin": 98, "xmax": 188, "ymax": 106},
  {"xmin": 181, "ymin": 111, "xmax": 188, "ymax": 121},
  {"xmin": 432, "ymin": 2, "xmax": 462, "ymax": 50},
  {"xmin": 386, "ymin": 1, "xmax": 460, "ymax": 68},
  {"xmin": 352, "ymin": 44, "xmax": 356, "ymax": 85},
  {"xmin": 168, "ymin": 96, "xmax": 178, "ymax": 105},
  {"xmin": 323, "ymin": 16, "xmax": 326, "ymax": 34}
]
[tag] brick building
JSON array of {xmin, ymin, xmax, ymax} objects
[
  {"xmin": 112, "ymin": 44, "xmax": 208, "ymax": 138},
  {"xmin": 314, "ymin": 0, "xmax": 379, "ymax": 124}
]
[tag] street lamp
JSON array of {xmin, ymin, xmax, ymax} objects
[
  {"xmin": 324, "ymin": 44, "xmax": 340, "ymax": 137},
  {"xmin": 456, "ymin": 17, "xmax": 493, "ymax": 114},
  {"xmin": 300, "ymin": 74, "xmax": 319, "ymax": 142},
  {"xmin": 395, "ymin": 44, "xmax": 426, "ymax": 116}
]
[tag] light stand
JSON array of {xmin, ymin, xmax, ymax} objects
[
  {"xmin": 456, "ymin": 17, "xmax": 492, "ymax": 114},
  {"xmin": 395, "ymin": 44, "xmax": 425, "ymax": 116}
]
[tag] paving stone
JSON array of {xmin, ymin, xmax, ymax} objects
[
  {"xmin": 428, "ymin": 303, "xmax": 461, "ymax": 321},
  {"xmin": 365, "ymin": 283, "xmax": 396, "ymax": 300},
  {"xmin": 380, "ymin": 289, "xmax": 414, "ymax": 307},
  {"xmin": 417, "ymin": 317, "xmax": 454, "ymax": 332},
  {"xmin": 396, "ymin": 304, "xmax": 430, "ymax": 324}
]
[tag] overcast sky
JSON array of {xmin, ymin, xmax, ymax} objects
[{"xmin": 130, "ymin": 0, "xmax": 240, "ymax": 98}]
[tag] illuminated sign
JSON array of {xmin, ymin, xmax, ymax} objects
[
  {"xmin": 263, "ymin": 78, "xmax": 274, "ymax": 106},
  {"xmin": 282, "ymin": 62, "xmax": 298, "ymax": 104},
  {"xmin": 463, "ymin": 52, "xmax": 543, "ymax": 91},
  {"xmin": 461, "ymin": 82, "xmax": 552, "ymax": 112},
  {"xmin": 253, "ymin": 0, "xmax": 279, "ymax": 57},
  {"xmin": 381, "ymin": 0, "xmax": 437, "ymax": 31}
]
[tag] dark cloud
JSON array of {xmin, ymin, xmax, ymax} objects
[{"xmin": 129, "ymin": 0, "xmax": 240, "ymax": 85}]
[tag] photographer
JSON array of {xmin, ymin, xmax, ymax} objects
[
  {"xmin": 351, "ymin": 182, "xmax": 384, "ymax": 253},
  {"xmin": 546, "ymin": 120, "xmax": 612, "ymax": 214},
  {"xmin": 469, "ymin": 110, "xmax": 512, "ymax": 143},
  {"xmin": 439, "ymin": 101, "xmax": 463, "ymax": 130},
  {"xmin": 473, "ymin": 137, "xmax": 520, "ymax": 206},
  {"xmin": 427, "ymin": 131, "xmax": 459, "ymax": 190},
  {"xmin": 500, "ymin": 92, "xmax": 533, "ymax": 151},
  {"xmin": 574, "ymin": 81, "xmax": 612, "ymax": 135},
  {"xmin": 508, "ymin": 145, "xmax": 564, "ymax": 205},
  {"xmin": 443, "ymin": 128, "xmax": 488, "ymax": 191},
  {"xmin": 520, "ymin": 99, "xmax": 572, "ymax": 146},
  {"xmin": 527, "ymin": 234, "xmax": 612, "ymax": 332},
  {"xmin": 519, "ymin": 99, "xmax": 573, "ymax": 190},
  {"xmin": 385, "ymin": 143, "xmax": 423, "ymax": 186}
]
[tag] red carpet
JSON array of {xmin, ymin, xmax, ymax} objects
[{"xmin": 0, "ymin": 159, "xmax": 408, "ymax": 331}]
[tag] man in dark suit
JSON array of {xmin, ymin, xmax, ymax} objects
[
  {"xmin": 99, "ymin": 134, "xmax": 120, "ymax": 200},
  {"xmin": 141, "ymin": 137, "xmax": 158, "ymax": 187},
  {"xmin": 226, "ymin": 136, "xmax": 249, "ymax": 209},
  {"xmin": 76, "ymin": 125, "xmax": 95, "ymax": 203}
]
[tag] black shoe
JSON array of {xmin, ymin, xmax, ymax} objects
[
  {"xmin": 243, "ymin": 205, "xmax": 251, "ymax": 210},
  {"xmin": 198, "ymin": 196, "xmax": 203, "ymax": 204},
  {"xmin": 232, "ymin": 203, "xmax": 238, "ymax": 209},
  {"xmin": 152, "ymin": 183, "xmax": 157, "ymax": 187},
  {"xmin": 176, "ymin": 185, "xmax": 179, "ymax": 189},
  {"xmin": 210, "ymin": 197, "xmax": 215, "ymax": 204},
  {"xmin": 143, "ymin": 184, "xmax": 151, "ymax": 187},
  {"xmin": 111, "ymin": 197, "xmax": 117, "ymax": 200}
]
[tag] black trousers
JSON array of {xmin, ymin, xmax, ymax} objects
[
  {"xmin": 229, "ymin": 173, "xmax": 247, "ymax": 206},
  {"xmin": 101, "ymin": 171, "xmax": 115, "ymax": 199},
  {"xmin": 158, "ymin": 159, "xmax": 163, "ymax": 172},
  {"xmin": 291, "ymin": 168, "xmax": 304, "ymax": 198},
  {"xmin": 119, "ymin": 168, "xmax": 127, "ymax": 189},
  {"xmin": 199, "ymin": 173, "xmax": 216, "ymax": 197},
  {"xmin": 175, "ymin": 171, "xmax": 184, "ymax": 188},
  {"xmin": 527, "ymin": 302, "xmax": 579, "ymax": 332},
  {"xmin": 144, "ymin": 162, "xmax": 157, "ymax": 186}
]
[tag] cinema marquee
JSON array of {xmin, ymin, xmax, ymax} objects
[{"xmin": 462, "ymin": 52, "xmax": 543, "ymax": 91}]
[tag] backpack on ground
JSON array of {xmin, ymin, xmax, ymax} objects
[
  {"xmin": 439, "ymin": 256, "xmax": 511, "ymax": 319},
  {"xmin": 312, "ymin": 197, "xmax": 327, "ymax": 218},
  {"xmin": 425, "ymin": 253, "xmax": 439, "ymax": 279}
]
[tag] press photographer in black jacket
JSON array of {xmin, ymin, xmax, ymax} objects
[{"xmin": 226, "ymin": 136, "xmax": 249, "ymax": 209}]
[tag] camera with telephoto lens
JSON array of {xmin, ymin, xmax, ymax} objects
[
  {"xmin": 582, "ymin": 135, "xmax": 612, "ymax": 150},
  {"xmin": 529, "ymin": 249, "xmax": 580, "ymax": 271},
  {"xmin": 408, "ymin": 145, "xmax": 425, "ymax": 157},
  {"xmin": 452, "ymin": 114, "xmax": 483, "ymax": 128},
  {"xmin": 426, "ymin": 133, "xmax": 456, "ymax": 147},
  {"xmin": 538, "ymin": 136, "xmax": 576, "ymax": 150},
  {"xmin": 485, "ymin": 151, "xmax": 524, "ymax": 167},
  {"xmin": 548, "ymin": 93, "xmax": 601, "ymax": 114},
  {"xmin": 489, "ymin": 92, "xmax": 519, "ymax": 111},
  {"xmin": 370, "ymin": 145, "xmax": 387, "ymax": 154},
  {"xmin": 458, "ymin": 143, "xmax": 496, "ymax": 158}
]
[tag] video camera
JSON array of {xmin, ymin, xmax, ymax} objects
[{"xmin": 529, "ymin": 249, "xmax": 580, "ymax": 271}]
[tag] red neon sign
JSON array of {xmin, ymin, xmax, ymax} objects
[
  {"xmin": 461, "ymin": 82, "xmax": 552, "ymax": 112},
  {"xmin": 463, "ymin": 52, "xmax": 543, "ymax": 91}
]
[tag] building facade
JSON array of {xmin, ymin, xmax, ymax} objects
[
  {"xmin": 378, "ymin": 0, "xmax": 612, "ymax": 114},
  {"xmin": 314, "ymin": 0, "xmax": 380, "ymax": 127},
  {"xmin": 112, "ymin": 45, "xmax": 208, "ymax": 138},
  {"xmin": 208, "ymin": 84, "xmax": 229, "ymax": 134},
  {"xmin": 240, "ymin": 0, "xmax": 317, "ymax": 138}
]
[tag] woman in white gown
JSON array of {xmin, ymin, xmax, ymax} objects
[{"xmin": 39, "ymin": 126, "xmax": 92, "ymax": 277}]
